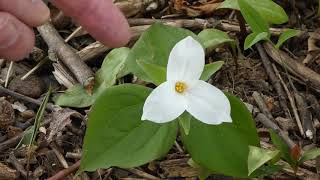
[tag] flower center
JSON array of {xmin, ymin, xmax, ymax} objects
[{"xmin": 175, "ymin": 81, "xmax": 187, "ymax": 93}]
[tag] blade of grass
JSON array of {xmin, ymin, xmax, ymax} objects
[{"xmin": 26, "ymin": 87, "xmax": 52, "ymax": 179}]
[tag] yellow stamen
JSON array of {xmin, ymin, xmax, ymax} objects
[{"xmin": 175, "ymin": 81, "xmax": 187, "ymax": 93}]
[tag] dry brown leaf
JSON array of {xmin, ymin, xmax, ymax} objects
[
  {"xmin": 172, "ymin": 0, "xmax": 223, "ymax": 17},
  {"xmin": 159, "ymin": 158, "xmax": 199, "ymax": 178},
  {"xmin": 46, "ymin": 108, "xmax": 83, "ymax": 143},
  {"xmin": 265, "ymin": 97, "xmax": 275, "ymax": 111},
  {"xmin": 303, "ymin": 29, "xmax": 320, "ymax": 64},
  {"xmin": 0, "ymin": 162, "xmax": 19, "ymax": 180},
  {"xmin": 0, "ymin": 99, "xmax": 14, "ymax": 129}
]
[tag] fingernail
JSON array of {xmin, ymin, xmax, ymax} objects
[{"xmin": 0, "ymin": 15, "xmax": 19, "ymax": 49}]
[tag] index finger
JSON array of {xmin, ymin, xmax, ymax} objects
[
  {"xmin": 0, "ymin": 0, "xmax": 50, "ymax": 26},
  {"xmin": 52, "ymin": 0, "xmax": 130, "ymax": 47}
]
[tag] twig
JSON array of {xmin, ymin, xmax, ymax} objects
[
  {"xmin": 306, "ymin": 94, "xmax": 320, "ymax": 121},
  {"xmin": 37, "ymin": 22, "xmax": 94, "ymax": 86},
  {"xmin": 125, "ymin": 168, "xmax": 160, "ymax": 180},
  {"xmin": 0, "ymin": 117, "xmax": 52, "ymax": 152},
  {"xmin": 52, "ymin": 61, "xmax": 77, "ymax": 88},
  {"xmin": 255, "ymin": 113, "xmax": 296, "ymax": 149},
  {"xmin": 51, "ymin": 144, "xmax": 69, "ymax": 168},
  {"xmin": 252, "ymin": 91, "xmax": 297, "ymax": 150},
  {"xmin": 78, "ymin": 25, "xmax": 148, "ymax": 62},
  {"xmin": 47, "ymin": 160, "xmax": 81, "ymax": 180},
  {"xmin": 5, "ymin": 61, "xmax": 14, "ymax": 88},
  {"xmin": 77, "ymin": 18, "xmax": 294, "ymax": 62},
  {"xmin": 0, "ymin": 134, "xmax": 23, "ymax": 152},
  {"xmin": 294, "ymin": 93, "xmax": 315, "ymax": 140},
  {"xmin": 0, "ymin": 85, "xmax": 55, "ymax": 111},
  {"xmin": 127, "ymin": 18, "xmax": 293, "ymax": 36},
  {"xmin": 263, "ymin": 42, "xmax": 320, "ymax": 89},
  {"xmin": 272, "ymin": 64, "xmax": 304, "ymax": 137},
  {"xmin": 255, "ymin": 43, "xmax": 291, "ymax": 118},
  {"xmin": 91, "ymin": 169, "xmax": 112, "ymax": 180},
  {"xmin": 65, "ymin": 152, "xmax": 82, "ymax": 159},
  {"xmin": 252, "ymin": 91, "xmax": 274, "ymax": 121},
  {"xmin": 77, "ymin": 41, "xmax": 111, "ymax": 62},
  {"xmin": 21, "ymin": 58, "xmax": 49, "ymax": 80},
  {"xmin": 7, "ymin": 153, "xmax": 28, "ymax": 178},
  {"xmin": 174, "ymin": 140, "xmax": 184, "ymax": 153},
  {"xmin": 65, "ymin": 26, "xmax": 84, "ymax": 43}
]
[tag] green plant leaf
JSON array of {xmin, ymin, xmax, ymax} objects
[
  {"xmin": 79, "ymin": 84, "xmax": 178, "ymax": 172},
  {"xmin": 218, "ymin": 0, "xmax": 238, "ymax": 10},
  {"xmin": 244, "ymin": 32, "xmax": 269, "ymax": 50},
  {"xmin": 269, "ymin": 129, "xmax": 295, "ymax": 166},
  {"xmin": 238, "ymin": 0, "xmax": 269, "ymax": 33},
  {"xmin": 54, "ymin": 84, "xmax": 95, "ymax": 108},
  {"xmin": 198, "ymin": 29, "xmax": 234, "ymax": 50},
  {"xmin": 16, "ymin": 126, "xmax": 35, "ymax": 149},
  {"xmin": 95, "ymin": 47, "xmax": 130, "ymax": 85},
  {"xmin": 299, "ymin": 148, "xmax": 320, "ymax": 163},
  {"xmin": 30, "ymin": 87, "xmax": 51, "ymax": 145},
  {"xmin": 250, "ymin": 164, "xmax": 283, "ymax": 178},
  {"xmin": 137, "ymin": 60, "xmax": 224, "ymax": 85},
  {"xmin": 126, "ymin": 23, "xmax": 197, "ymax": 82},
  {"xmin": 188, "ymin": 159, "xmax": 211, "ymax": 180},
  {"xmin": 219, "ymin": 0, "xmax": 288, "ymax": 24},
  {"xmin": 137, "ymin": 61, "xmax": 166, "ymax": 85},
  {"xmin": 181, "ymin": 92, "xmax": 259, "ymax": 177},
  {"xmin": 17, "ymin": 87, "xmax": 52, "ymax": 148},
  {"xmin": 275, "ymin": 29, "xmax": 300, "ymax": 49},
  {"xmin": 248, "ymin": 146, "xmax": 280, "ymax": 176},
  {"xmin": 200, "ymin": 61, "xmax": 224, "ymax": 81},
  {"xmin": 178, "ymin": 112, "xmax": 192, "ymax": 135},
  {"xmin": 55, "ymin": 48, "xmax": 130, "ymax": 108}
]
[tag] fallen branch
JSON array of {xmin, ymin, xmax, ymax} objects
[
  {"xmin": 7, "ymin": 153, "xmax": 27, "ymax": 178},
  {"xmin": 306, "ymin": 94, "xmax": 320, "ymax": 121},
  {"xmin": 77, "ymin": 18, "xmax": 295, "ymax": 62},
  {"xmin": 47, "ymin": 160, "xmax": 80, "ymax": 180},
  {"xmin": 294, "ymin": 93, "xmax": 315, "ymax": 140},
  {"xmin": 255, "ymin": 113, "xmax": 296, "ymax": 149},
  {"xmin": 125, "ymin": 168, "xmax": 160, "ymax": 180},
  {"xmin": 252, "ymin": 91, "xmax": 296, "ymax": 149},
  {"xmin": 272, "ymin": 65, "xmax": 304, "ymax": 137},
  {"xmin": 0, "ymin": 85, "xmax": 55, "ymax": 111},
  {"xmin": 263, "ymin": 42, "xmax": 320, "ymax": 89},
  {"xmin": 0, "ymin": 134, "xmax": 23, "ymax": 152},
  {"xmin": 127, "ymin": 18, "xmax": 291, "ymax": 36},
  {"xmin": 256, "ymin": 43, "xmax": 291, "ymax": 118},
  {"xmin": 37, "ymin": 22, "xmax": 94, "ymax": 86}
]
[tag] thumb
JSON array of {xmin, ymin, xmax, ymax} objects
[
  {"xmin": 52, "ymin": 0, "xmax": 130, "ymax": 47},
  {"xmin": 0, "ymin": 12, "xmax": 35, "ymax": 61}
]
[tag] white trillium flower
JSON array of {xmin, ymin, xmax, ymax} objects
[{"xmin": 141, "ymin": 36, "xmax": 232, "ymax": 125}]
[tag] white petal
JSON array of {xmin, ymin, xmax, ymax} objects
[
  {"xmin": 142, "ymin": 81, "xmax": 187, "ymax": 123},
  {"xmin": 167, "ymin": 36, "xmax": 205, "ymax": 81},
  {"xmin": 185, "ymin": 80, "xmax": 232, "ymax": 125}
]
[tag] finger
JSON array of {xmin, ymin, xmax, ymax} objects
[
  {"xmin": 0, "ymin": 0, "xmax": 50, "ymax": 27},
  {"xmin": 52, "ymin": 0, "xmax": 130, "ymax": 47},
  {"xmin": 0, "ymin": 12, "xmax": 35, "ymax": 61}
]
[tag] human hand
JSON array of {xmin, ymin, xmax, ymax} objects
[{"xmin": 0, "ymin": 0, "xmax": 130, "ymax": 61}]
